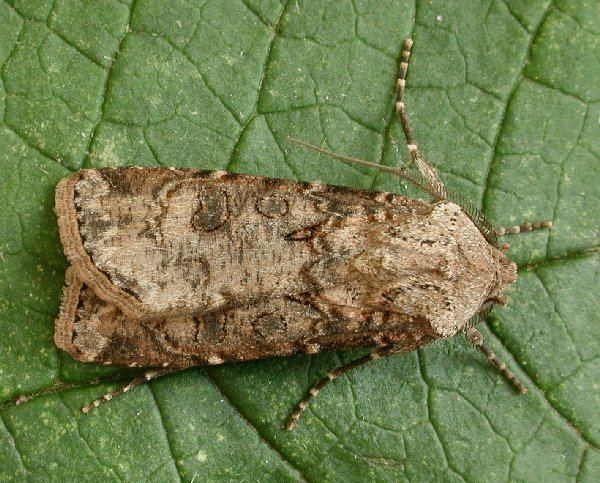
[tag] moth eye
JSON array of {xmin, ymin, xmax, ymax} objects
[
  {"xmin": 193, "ymin": 187, "xmax": 229, "ymax": 231},
  {"xmin": 486, "ymin": 294, "xmax": 507, "ymax": 306},
  {"xmin": 256, "ymin": 194, "xmax": 289, "ymax": 218}
]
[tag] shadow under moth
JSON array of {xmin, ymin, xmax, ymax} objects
[{"xmin": 16, "ymin": 39, "xmax": 553, "ymax": 430}]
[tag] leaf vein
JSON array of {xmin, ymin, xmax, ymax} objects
[
  {"xmin": 148, "ymin": 385, "xmax": 184, "ymax": 482},
  {"xmin": 0, "ymin": 412, "xmax": 28, "ymax": 478},
  {"xmin": 484, "ymin": 324, "xmax": 599, "ymax": 451},
  {"xmin": 480, "ymin": 0, "xmax": 555, "ymax": 209},
  {"xmin": 416, "ymin": 350, "xmax": 467, "ymax": 482},
  {"xmin": 81, "ymin": 0, "xmax": 136, "ymax": 169},
  {"xmin": 57, "ymin": 397, "xmax": 124, "ymax": 481},
  {"xmin": 224, "ymin": 2, "xmax": 286, "ymax": 171},
  {"xmin": 533, "ymin": 270, "xmax": 582, "ymax": 361},
  {"xmin": 203, "ymin": 371, "xmax": 311, "ymax": 482}
]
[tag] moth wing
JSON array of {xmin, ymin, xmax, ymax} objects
[
  {"xmin": 55, "ymin": 269, "xmax": 195, "ymax": 368},
  {"xmin": 55, "ymin": 271, "xmax": 436, "ymax": 369},
  {"xmin": 56, "ymin": 168, "xmax": 435, "ymax": 322}
]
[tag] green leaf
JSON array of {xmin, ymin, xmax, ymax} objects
[{"xmin": 0, "ymin": 0, "xmax": 598, "ymax": 480}]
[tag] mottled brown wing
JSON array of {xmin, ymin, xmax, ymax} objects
[
  {"xmin": 55, "ymin": 267, "xmax": 437, "ymax": 368},
  {"xmin": 55, "ymin": 167, "xmax": 429, "ymax": 321}
]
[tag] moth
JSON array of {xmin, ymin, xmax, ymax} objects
[{"xmin": 27, "ymin": 39, "xmax": 553, "ymax": 430}]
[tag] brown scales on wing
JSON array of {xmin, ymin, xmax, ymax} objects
[{"xmin": 59, "ymin": 279, "xmax": 438, "ymax": 369}]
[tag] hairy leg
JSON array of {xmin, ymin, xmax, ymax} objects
[
  {"xmin": 464, "ymin": 326, "xmax": 527, "ymax": 394},
  {"xmin": 81, "ymin": 367, "xmax": 186, "ymax": 413},
  {"xmin": 494, "ymin": 220, "xmax": 553, "ymax": 237},
  {"xmin": 395, "ymin": 39, "xmax": 447, "ymax": 199},
  {"xmin": 285, "ymin": 345, "xmax": 397, "ymax": 430}
]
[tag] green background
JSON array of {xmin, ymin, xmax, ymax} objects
[{"xmin": 0, "ymin": 0, "xmax": 598, "ymax": 481}]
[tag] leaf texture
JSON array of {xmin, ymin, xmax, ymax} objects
[{"xmin": 0, "ymin": 0, "xmax": 598, "ymax": 481}]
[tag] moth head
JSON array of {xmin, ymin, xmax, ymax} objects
[{"xmin": 487, "ymin": 249, "xmax": 517, "ymax": 307}]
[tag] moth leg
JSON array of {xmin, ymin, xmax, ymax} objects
[
  {"xmin": 395, "ymin": 38, "xmax": 417, "ymax": 149},
  {"xmin": 494, "ymin": 220, "xmax": 553, "ymax": 237},
  {"xmin": 464, "ymin": 327, "xmax": 527, "ymax": 394},
  {"xmin": 395, "ymin": 39, "xmax": 447, "ymax": 199},
  {"xmin": 285, "ymin": 345, "xmax": 395, "ymax": 430},
  {"xmin": 81, "ymin": 367, "xmax": 184, "ymax": 414}
]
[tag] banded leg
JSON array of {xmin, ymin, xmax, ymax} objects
[
  {"xmin": 285, "ymin": 345, "xmax": 396, "ymax": 430},
  {"xmin": 395, "ymin": 39, "xmax": 446, "ymax": 199},
  {"xmin": 396, "ymin": 38, "xmax": 415, "ymax": 146},
  {"xmin": 494, "ymin": 220, "xmax": 553, "ymax": 237},
  {"xmin": 464, "ymin": 327, "xmax": 527, "ymax": 394},
  {"xmin": 0, "ymin": 380, "xmax": 101, "ymax": 410},
  {"xmin": 81, "ymin": 368, "xmax": 181, "ymax": 413}
]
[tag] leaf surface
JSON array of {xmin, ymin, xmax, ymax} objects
[{"xmin": 0, "ymin": 0, "xmax": 598, "ymax": 481}]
